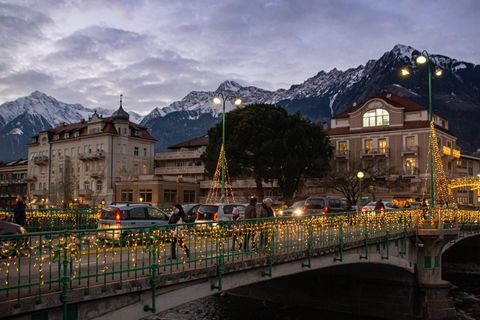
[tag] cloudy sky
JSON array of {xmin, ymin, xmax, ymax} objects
[{"xmin": 0, "ymin": 0, "xmax": 479, "ymax": 114}]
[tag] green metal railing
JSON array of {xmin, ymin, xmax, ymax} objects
[
  {"xmin": 0, "ymin": 209, "xmax": 479, "ymax": 320},
  {"xmin": 0, "ymin": 208, "xmax": 99, "ymax": 232}
]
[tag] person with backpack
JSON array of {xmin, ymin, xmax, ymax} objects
[
  {"xmin": 13, "ymin": 197, "xmax": 26, "ymax": 226},
  {"xmin": 231, "ymin": 207, "xmax": 242, "ymax": 251},
  {"xmin": 243, "ymin": 196, "xmax": 257, "ymax": 251},
  {"xmin": 169, "ymin": 204, "xmax": 190, "ymax": 260},
  {"xmin": 257, "ymin": 198, "xmax": 274, "ymax": 248}
]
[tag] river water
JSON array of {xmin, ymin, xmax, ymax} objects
[{"xmin": 151, "ymin": 275, "xmax": 480, "ymax": 320}]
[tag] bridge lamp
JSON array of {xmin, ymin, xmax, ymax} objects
[
  {"xmin": 400, "ymin": 50, "xmax": 444, "ymax": 213},
  {"xmin": 212, "ymin": 92, "xmax": 243, "ymax": 203},
  {"xmin": 357, "ymin": 171, "xmax": 365, "ymax": 205}
]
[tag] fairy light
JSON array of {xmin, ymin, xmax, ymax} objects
[{"xmin": 206, "ymin": 145, "xmax": 235, "ymax": 204}]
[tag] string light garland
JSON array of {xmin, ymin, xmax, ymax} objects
[{"xmin": 206, "ymin": 144, "xmax": 235, "ymax": 204}]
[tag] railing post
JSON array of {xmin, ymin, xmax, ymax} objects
[
  {"xmin": 302, "ymin": 221, "xmax": 313, "ymax": 267},
  {"xmin": 262, "ymin": 219, "xmax": 273, "ymax": 277},
  {"xmin": 60, "ymin": 232, "xmax": 69, "ymax": 320},
  {"xmin": 360, "ymin": 216, "xmax": 368, "ymax": 260},
  {"xmin": 144, "ymin": 234, "xmax": 158, "ymax": 313},
  {"xmin": 334, "ymin": 221, "xmax": 343, "ymax": 262},
  {"xmin": 400, "ymin": 215, "xmax": 407, "ymax": 255},
  {"xmin": 211, "ymin": 222, "xmax": 224, "ymax": 290}
]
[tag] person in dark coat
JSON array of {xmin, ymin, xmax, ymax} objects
[
  {"xmin": 243, "ymin": 197, "xmax": 257, "ymax": 251},
  {"xmin": 169, "ymin": 204, "xmax": 190, "ymax": 260},
  {"xmin": 374, "ymin": 199, "xmax": 385, "ymax": 212},
  {"xmin": 258, "ymin": 198, "xmax": 274, "ymax": 248},
  {"xmin": 13, "ymin": 198, "xmax": 26, "ymax": 226}
]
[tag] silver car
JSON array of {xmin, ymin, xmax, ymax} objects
[{"xmin": 98, "ymin": 204, "xmax": 169, "ymax": 241}]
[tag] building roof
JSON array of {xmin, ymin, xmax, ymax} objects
[
  {"xmin": 168, "ymin": 135, "xmax": 209, "ymax": 149},
  {"xmin": 332, "ymin": 91, "xmax": 426, "ymax": 119},
  {"xmin": 0, "ymin": 158, "xmax": 28, "ymax": 168},
  {"xmin": 29, "ymin": 114, "xmax": 156, "ymax": 145},
  {"xmin": 327, "ymin": 120, "xmax": 455, "ymax": 137}
]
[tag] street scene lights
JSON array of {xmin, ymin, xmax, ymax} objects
[
  {"xmin": 401, "ymin": 50, "xmax": 443, "ymax": 211},
  {"xmin": 212, "ymin": 93, "xmax": 242, "ymax": 203},
  {"xmin": 357, "ymin": 171, "xmax": 364, "ymax": 202}
]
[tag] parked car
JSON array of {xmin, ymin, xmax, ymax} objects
[
  {"xmin": 277, "ymin": 201, "xmax": 306, "ymax": 217},
  {"xmin": 194, "ymin": 204, "xmax": 246, "ymax": 223},
  {"xmin": 0, "ymin": 221, "xmax": 27, "ymax": 258},
  {"xmin": 182, "ymin": 203, "xmax": 201, "ymax": 223},
  {"xmin": 303, "ymin": 196, "xmax": 353, "ymax": 215},
  {"xmin": 98, "ymin": 204, "xmax": 169, "ymax": 241},
  {"xmin": 361, "ymin": 201, "xmax": 397, "ymax": 212}
]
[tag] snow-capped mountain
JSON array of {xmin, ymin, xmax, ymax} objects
[
  {"xmin": 0, "ymin": 91, "xmax": 144, "ymax": 161},
  {"xmin": 1, "ymin": 44, "xmax": 479, "ymax": 161},
  {"xmin": 142, "ymin": 44, "xmax": 480, "ymax": 152}
]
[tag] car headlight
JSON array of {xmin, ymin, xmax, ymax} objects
[
  {"xmin": 293, "ymin": 209, "xmax": 303, "ymax": 216},
  {"xmin": 19, "ymin": 227, "xmax": 27, "ymax": 234},
  {"xmin": 278, "ymin": 210, "xmax": 284, "ymax": 216}
]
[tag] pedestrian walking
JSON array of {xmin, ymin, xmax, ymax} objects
[
  {"xmin": 231, "ymin": 207, "xmax": 242, "ymax": 251},
  {"xmin": 244, "ymin": 196, "xmax": 257, "ymax": 251},
  {"xmin": 13, "ymin": 197, "xmax": 26, "ymax": 226},
  {"xmin": 169, "ymin": 204, "xmax": 190, "ymax": 260},
  {"xmin": 374, "ymin": 199, "xmax": 385, "ymax": 213},
  {"xmin": 258, "ymin": 198, "xmax": 274, "ymax": 248}
]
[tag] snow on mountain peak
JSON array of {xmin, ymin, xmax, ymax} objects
[
  {"xmin": 216, "ymin": 80, "xmax": 242, "ymax": 92},
  {"xmin": 392, "ymin": 44, "xmax": 416, "ymax": 59}
]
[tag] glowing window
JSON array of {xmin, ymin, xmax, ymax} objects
[{"xmin": 362, "ymin": 109, "xmax": 389, "ymax": 127}]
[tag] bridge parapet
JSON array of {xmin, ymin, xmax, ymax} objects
[{"xmin": 0, "ymin": 209, "xmax": 479, "ymax": 320}]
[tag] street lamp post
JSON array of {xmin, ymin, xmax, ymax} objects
[
  {"xmin": 357, "ymin": 171, "xmax": 364, "ymax": 204},
  {"xmin": 401, "ymin": 51, "xmax": 443, "ymax": 211},
  {"xmin": 213, "ymin": 93, "xmax": 242, "ymax": 203}
]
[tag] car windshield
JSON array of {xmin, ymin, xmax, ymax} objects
[
  {"xmin": 306, "ymin": 198, "xmax": 324, "ymax": 208},
  {"xmin": 289, "ymin": 201, "xmax": 305, "ymax": 209}
]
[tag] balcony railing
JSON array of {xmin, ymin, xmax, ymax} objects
[
  {"xmin": 401, "ymin": 146, "xmax": 419, "ymax": 155},
  {"xmin": 155, "ymin": 165, "xmax": 205, "ymax": 175},
  {"xmin": 33, "ymin": 155, "xmax": 49, "ymax": 165},
  {"xmin": 25, "ymin": 175, "xmax": 37, "ymax": 182},
  {"xmin": 31, "ymin": 189, "xmax": 48, "ymax": 197},
  {"xmin": 403, "ymin": 167, "xmax": 419, "ymax": 177},
  {"xmin": 334, "ymin": 150, "xmax": 349, "ymax": 158},
  {"xmin": 0, "ymin": 179, "xmax": 25, "ymax": 185},
  {"xmin": 78, "ymin": 150, "xmax": 105, "ymax": 161},
  {"xmin": 361, "ymin": 148, "xmax": 390, "ymax": 157},
  {"xmin": 78, "ymin": 189, "xmax": 92, "ymax": 197},
  {"xmin": 90, "ymin": 171, "xmax": 104, "ymax": 179},
  {"xmin": 155, "ymin": 149, "xmax": 204, "ymax": 160}
]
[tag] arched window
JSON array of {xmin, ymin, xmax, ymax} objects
[{"xmin": 362, "ymin": 109, "xmax": 389, "ymax": 127}]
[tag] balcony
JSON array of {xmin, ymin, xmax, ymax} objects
[
  {"xmin": 155, "ymin": 149, "xmax": 204, "ymax": 160},
  {"xmin": 33, "ymin": 155, "xmax": 49, "ymax": 165},
  {"xmin": 401, "ymin": 146, "xmax": 419, "ymax": 155},
  {"xmin": 25, "ymin": 175, "xmax": 37, "ymax": 182},
  {"xmin": 155, "ymin": 165, "xmax": 205, "ymax": 175},
  {"xmin": 334, "ymin": 149, "xmax": 349, "ymax": 158},
  {"xmin": 403, "ymin": 167, "xmax": 419, "ymax": 177},
  {"xmin": 31, "ymin": 189, "xmax": 48, "ymax": 197},
  {"xmin": 361, "ymin": 148, "xmax": 390, "ymax": 157},
  {"xmin": 78, "ymin": 150, "xmax": 105, "ymax": 161},
  {"xmin": 90, "ymin": 171, "xmax": 104, "ymax": 179},
  {"xmin": 78, "ymin": 189, "xmax": 92, "ymax": 197}
]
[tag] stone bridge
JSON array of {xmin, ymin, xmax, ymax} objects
[{"xmin": 1, "ymin": 209, "xmax": 480, "ymax": 320}]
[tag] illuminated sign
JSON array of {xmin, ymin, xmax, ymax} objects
[{"xmin": 452, "ymin": 149, "xmax": 461, "ymax": 159}]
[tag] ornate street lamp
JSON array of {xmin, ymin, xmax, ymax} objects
[
  {"xmin": 213, "ymin": 93, "xmax": 242, "ymax": 203},
  {"xmin": 401, "ymin": 50, "xmax": 443, "ymax": 211},
  {"xmin": 357, "ymin": 171, "xmax": 365, "ymax": 204}
]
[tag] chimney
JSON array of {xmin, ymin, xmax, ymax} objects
[{"xmin": 321, "ymin": 121, "xmax": 328, "ymax": 130}]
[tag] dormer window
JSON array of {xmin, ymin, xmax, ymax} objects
[
  {"xmin": 363, "ymin": 109, "xmax": 389, "ymax": 127},
  {"xmin": 64, "ymin": 133, "xmax": 69, "ymax": 139},
  {"xmin": 74, "ymin": 131, "xmax": 80, "ymax": 138}
]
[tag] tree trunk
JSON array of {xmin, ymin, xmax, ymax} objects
[{"xmin": 255, "ymin": 176, "xmax": 264, "ymax": 201}]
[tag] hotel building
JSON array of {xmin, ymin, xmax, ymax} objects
[{"xmin": 26, "ymin": 101, "xmax": 156, "ymax": 206}]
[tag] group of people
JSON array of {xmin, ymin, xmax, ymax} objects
[{"xmin": 168, "ymin": 197, "xmax": 276, "ymax": 260}]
